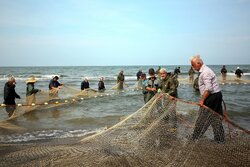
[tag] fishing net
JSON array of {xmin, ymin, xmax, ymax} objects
[
  {"xmin": 0, "ymin": 86, "xmax": 101, "ymax": 123},
  {"xmin": 0, "ymin": 92, "xmax": 249, "ymax": 167}
]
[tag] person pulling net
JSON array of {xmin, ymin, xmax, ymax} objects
[
  {"xmin": 112, "ymin": 70, "xmax": 126, "ymax": 90},
  {"xmin": 48, "ymin": 76, "xmax": 64, "ymax": 98}
]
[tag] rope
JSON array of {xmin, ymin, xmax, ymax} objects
[{"xmin": 64, "ymin": 85, "xmax": 80, "ymax": 92}]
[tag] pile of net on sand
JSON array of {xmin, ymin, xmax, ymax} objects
[{"xmin": 0, "ymin": 93, "xmax": 249, "ymax": 167}]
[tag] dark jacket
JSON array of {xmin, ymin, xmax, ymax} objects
[
  {"xmin": 174, "ymin": 68, "xmax": 180, "ymax": 75},
  {"xmin": 136, "ymin": 71, "xmax": 142, "ymax": 80},
  {"xmin": 4, "ymin": 82, "xmax": 20, "ymax": 105},
  {"xmin": 235, "ymin": 69, "xmax": 243, "ymax": 77},
  {"xmin": 221, "ymin": 67, "xmax": 227, "ymax": 74},
  {"xmin": 26, "ymin": 83, "xmax": 39, "ymax": 96},
  {"xmin": 81, "ymin": 81, "xmax": 90, "ymax": 90},
  {"xmin": 98, "ymin": 81, "xmax": 105, "ymax": 91},
  {"xmin": 49, "ymin": 79, "xmax": 62, "ymax": 89}
]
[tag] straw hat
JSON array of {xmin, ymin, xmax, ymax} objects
[{"xmin": 26, "ymin": 76, "xmax": 37, "ymax": 83}]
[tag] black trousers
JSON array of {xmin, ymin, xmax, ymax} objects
[
  {"xmin": 192, "ymin": 92, "xmax": 225, "ymax": 142},
  {"xmin": 5, "ymin": 106, "xmax": 16, "ymax": 117},
  {"xmin": 204, "ymin": 91, "xmax": 223, "ymax": 116}
]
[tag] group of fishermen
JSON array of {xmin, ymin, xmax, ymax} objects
[
  {"xmin": 3, "ymin": 75, "xmax": 62, "ymax": 117},
  {"xmin": 3, "ymin": 57, "xmax": 244, "ymax": 144},
  {"xmin": 128, "ymin": 56, "xmax": 227, "ymax": 144},
  {"xmin": 221, "ymin": 66, "xmax": 244, "ymax": 80},
  {"xmin": 136, "ymin": 68, "xmax": 179, "ymax": 103},
  {"xmin": 3, "ymin": 66, "xmax": 179, "ymax": 117},
  {"xmin": 3, "ymin": 75, "xmax": 107, "ymax": 117},
  {"xmin": 4, "ymin": 65, "xmax": 244, "ymax": 110}
]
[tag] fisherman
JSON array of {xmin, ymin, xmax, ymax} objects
[
  {"xmin": 3, "ymin": 76, "xmax": 21, "ymax": 117},
  {"xmin": 81, "ymin": 77, "xmax": 90, "ymax": 90},
  {"xmin": 145, "ymin": 68, "xmax": 159, "ymax": 103},
  {"xmin": 49, "ymin": 76, "xmax": 63, "ymax": 98},
  {"xmin": 188, "ymin": 66, "xmax": 195, "ymax": 83},
  {"xmin": 158, "ymin": 68, "xmax": 178, "ymax": 98},
  {"xmin": 26, "ymin": 76, "xmax": 41, "ymax": 105},
  {"xmin": 141, "ymin": 73, "xmax": 148, "ymax": 103},
  {"xmin": 117, "ymin": 70, "xmax": 125, "ymax": 90},
  {"xmin": 158, "ymin": 68, "xmax": 178, "ymax": 130},
  {"xmin": 174, "ymin": 67, "xmax": 181, "ymax": 76},
  {"xmin": 235, "ymin": 67, "xmax": 243, "ymax": 78},
  {"xmin": 190, "ymin": 55, "xmax": 225, "ymax": 143},
  {"xmin": 136, "ymin": 70, "xmax": 143, "ymax": 81},
  {"xmin": 98, "ymin": 77, "xmax": 105, "ymax": 91},
  {"xmin": 220, "ymin": 65, "xmax": 227, "ymax": 80}
]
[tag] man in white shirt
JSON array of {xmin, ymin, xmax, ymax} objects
[{"xmin": 190, "ymin": 55, "xmax": 225, "ymax": 143}]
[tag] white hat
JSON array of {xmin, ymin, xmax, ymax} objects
[{"xmin": 237, "ymin": 67, "xmax": 240, "ymax": 69}]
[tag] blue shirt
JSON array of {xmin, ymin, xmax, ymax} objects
[{"xmin": 49, "ymin": 79, "xmax": 62, "ymax": 89}]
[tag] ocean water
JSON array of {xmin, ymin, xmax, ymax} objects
[{"xmin": 0, "ymin": 65, "xmax": 249, "ymax": 143}]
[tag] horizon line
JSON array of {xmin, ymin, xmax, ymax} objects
[{"xmin": 0, "ymin": 63, "xmax": 250, "ymax": 68}]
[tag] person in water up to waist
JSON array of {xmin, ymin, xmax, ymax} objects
[
  {"xmin": 235, "ymin": 67, "xmax": 243, "ymax": 78},
  {"xmin": 49, "ymin": 76, "xmax": 64, "ymax": 98},
  {"xmin": 4, "ymin": 76, "xmax": 20, "ymax": 105},
  {"xmin": 26, "ymin": 76, "xmax": 41, "ymax": 105},
  {"xmin": 145, "ymin": 68, "xmax": 159, "ymax": 103},
  {"xmin": 191, "ymin": 55, "xmax": 225, "ymax": 143},
  {"xmin": 98, "ymin": 77, "xmax": 105, "ymax": 91},
  {"xmin": 117, "ymin": 70, "xmax": 125, "ymax": 90},
  {"xmin": 220, "ymin": 65, "xmax": 227, "ymax": 80},
  {"xmin": 141, "ymin": 73, "xmax": 148, "ymax": 103},
  {"xmin": 3, "ymin": 76, "xmax": 21, "ymax": 117},
  {"xmin": 49, "ymin": 76, "xmax": 63, "ymax": 89},
  {"xmin": 81, "ymin": 77, "xmax": 90, "ymax": 90},
  {"xmin": 136, "ymin": 70, "xmax": 142, "ymax": 81}
]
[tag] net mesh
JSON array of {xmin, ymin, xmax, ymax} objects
[{"xmin": 0, "ymin": 92, "xmax": 249, "ymax": 167}]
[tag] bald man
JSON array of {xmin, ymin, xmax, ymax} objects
[{"xmin": 190, "ymin": 55, "xmax": 225, "ymax": 143}]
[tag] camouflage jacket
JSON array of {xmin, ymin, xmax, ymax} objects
[{"xmin": 158, "ymin": 74, "xmax": 178, "ymax": 97}]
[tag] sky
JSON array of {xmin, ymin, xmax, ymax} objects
[{"xmin": 0, "ymin": 0, "xmax": 250, "ymax": 66}]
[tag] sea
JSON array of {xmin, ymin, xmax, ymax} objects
[{"xmin": 0, "ymin": 65, "xmax": 249, "ymax": 143}]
